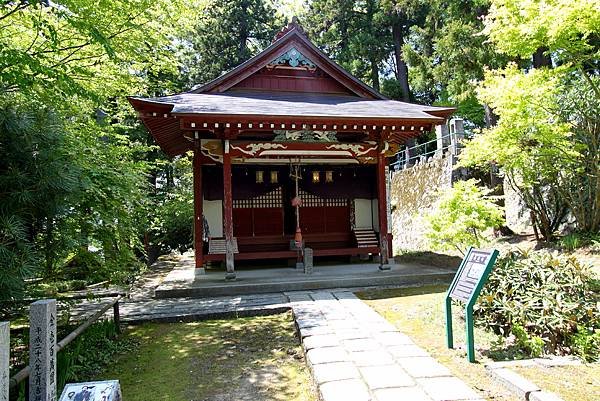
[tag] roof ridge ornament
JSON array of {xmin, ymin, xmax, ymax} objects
[{"xmin": 273, "ymin": 16, "xmax": 307, "ymax": 42}]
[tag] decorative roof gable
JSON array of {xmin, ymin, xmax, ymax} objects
[
  {"xmin": 191, "ymin": 18, "xmax": 384, "ymax": 99},
  {"xmin": 268, "ymin": 47, "xmax": 316, "ymax": 70}
]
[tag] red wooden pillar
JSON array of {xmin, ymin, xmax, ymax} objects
[
  {"xmin": 193, "ymin": 148, "xmax": 205, "ymax": 272},
  {"xmin": 223, "ymin": 139, "xmax": 236, "ymax": 279},
  {"xmin": 377, "ymin": 142, "xmax": 390, "ymax": 268}
]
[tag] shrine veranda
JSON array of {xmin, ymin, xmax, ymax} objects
[{"xmin": 129, "ymin": 20, "xmax": 454, "ymax": 279}]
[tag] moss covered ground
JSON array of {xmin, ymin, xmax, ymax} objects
[{"xmin": 99, "ymin": 312, "xmax": 316, "ymax": 401}]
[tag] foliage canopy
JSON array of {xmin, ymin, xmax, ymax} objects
[{"xmin": 426, "ymin": 180, "xmax": 505, "ymax": 254}]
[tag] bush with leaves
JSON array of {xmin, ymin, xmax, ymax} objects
[
  {"xmin": 477, "ymin": 249, "xmax": 600, "ymax": 361},
  {"xmin": 426, "ymin": 179, "xmax": 505, "ymax": 255},
  {"xmin": 148, "ymin": 156, "xmax": 194, "ymax": 258}
]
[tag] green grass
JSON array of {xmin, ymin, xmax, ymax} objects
[
  {"xmin": 357, "ymin": 285, "xmax": 600, "ymax": 401},
  {"xmin": 513, "ymin": 365, "xmax": 600, "ymax": 401},
  {"xmin": 98, "ymin": 312, "xmax": 315, "ymax": 401},
  {"xmin": 357, "ymin": 285, "xmax": 520, "ymax": 401}
]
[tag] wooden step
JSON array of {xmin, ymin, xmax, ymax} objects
[{"xmin": 353, "ymin": 228, "xmax": 379, "ymax": 249}]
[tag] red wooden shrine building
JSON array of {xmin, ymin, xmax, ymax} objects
[{"xmin": 129, "ymin": 19, "xmax": 454, "ymax": 279}]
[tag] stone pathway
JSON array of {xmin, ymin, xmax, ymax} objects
[
  {"xmin": 68, "ymin": 292, "xmax": 289, "ymax": 322},
  {"xmin": 65, "ymin": 261, "xmax": 485, "ymax": 401},
  {"xmin": 119, "ymin": 293, "xmax": 289, "ymax": 322},
  {"xmin": 288, "ymin": 290, "xmax": 484, "ymax": 401},
  {"xmin": 69, "ymin": 288, "xmax": 485, "ymax": 400}
]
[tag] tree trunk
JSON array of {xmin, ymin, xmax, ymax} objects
[
  {"xmin": 165, "ymin": 164, "xmax": 174, "ymax": 188},
  {"xmin": 484, "ymin": 104, "xmax": 498, "ymax": 128},
  {"xmin": 370, "ymin": 57, "xmax": 380, "ymax": 92},
  {"xmin": 45, "ymin": 217, "xmax": 54, "ymax": 277},
  {"xmin": 392, "ymin": 20, "xmax": 410, "ymax": 101},
  {"xmin": 238, "ymin": 0, "xmax": 249, "ymax": 64},
  {"xmin": 533, "ymin": 47, "xmax": 552, "ymax": 68}
]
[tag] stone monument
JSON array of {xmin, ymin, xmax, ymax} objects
[
  {"xmin": 59, "ymin": 380, "xmax": 122, "ymax": 401},
  {"xmin": 1, "ymin": 321, "xmax": 9, "ymax": 401},
  {"xmin": 304, "ymin": 247, "xmax": 313, "ymax": 274},
  {"xmin": 29, "ymin": 299, "xmax": 57, "ymax": 401}
]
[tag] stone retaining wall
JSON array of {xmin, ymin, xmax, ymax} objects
[
  {"xmin": 391, "ymin": 155, "xmax": 534, "ymax": 254},
  {"xmin": 390, "ymin": 156, "xmax": 453, "ymax": 254}
]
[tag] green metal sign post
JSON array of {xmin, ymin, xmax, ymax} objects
[{"xmin": 445, "ymin": 247, "xmax": 499, "ymax": 363}]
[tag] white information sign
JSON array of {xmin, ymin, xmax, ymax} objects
[{"xmin": 59, "ymin": 380, "xmax": 121, "ymax": 401}]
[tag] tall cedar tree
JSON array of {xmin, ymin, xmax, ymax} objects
[
  {"xmin": 180, "ymin": 0, "xmax": 282, "ymax": 89},
  {"xmin": 306, "ymin": 0, "xmax": 390, "ymax": 92}
]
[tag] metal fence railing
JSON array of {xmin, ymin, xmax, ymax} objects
[{"xmin": 390, "ymin": 132, "xmax": 464, "ymax": 171}]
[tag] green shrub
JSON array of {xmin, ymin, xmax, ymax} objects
[
  {"xmin": 61, "ymin": 249, "xmax": 144, "ymax": 285},
  {"xmin": 476, "ymin": 249, "xmax": 599, "ymax": 360},
  {"xmin": 569, "ymin": 326, "xmax": 600, "ymax": 362},
  {"xmin": 512, "ymin": 324, "xmax": 544, "ymax": 358},
  {"xmin": 62, "ymin": 250, "xmax": 104, "ymax": 281},
  {"xmin": 559, "ymin": 232, "xmax": 600, "ymax": 253},
  {"xmin": 57, "ymin": 320, "xmax": 137, "ymax": 394},
  {"xmin": 560, "ymin": 233, "xmax": 582, "ymax": 252},
  {"xmin": 426, "ymin": 179, "xmax": 505, "ymax": 255}
]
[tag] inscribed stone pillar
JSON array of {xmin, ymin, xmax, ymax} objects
[
  {"xmin": 29, "ymin": 300, "xmax": 57, "ymax": 401},
  {"xmin": 435, "ymin": 124, "xmax": 449, "ymax": 156},
  {"xmin": 449, "ymin": 118, "xmax": 465, "ymax": 155},
  {"xmin": 1, "ymin": 321, "xmax": 9, "ymax": 401},
  {"xmin": 303, "ymin": 248, "xmax": 313, "ymax": 274}
]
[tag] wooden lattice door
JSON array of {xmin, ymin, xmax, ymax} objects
[{"xmin": 233, "ymin": 187, "xmax": 284, "ymax": 237}]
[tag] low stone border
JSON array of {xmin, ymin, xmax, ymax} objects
[{"xmin": 486, "ymin": 363, "xmax": 565, "ymax": 401}]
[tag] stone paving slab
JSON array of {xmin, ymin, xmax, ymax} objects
[
  {"xmin": 359, "ymin": 365, "xmax": 415, "ymax": 389},
  {"xmin": 288, "ymin": 290, "xmax": 485, "ymax": 401},
  {"xmin": 350, "ymin": 350, "xmax": 395, "ymax": 367},
  {"xmin": 307, "ymin": 346, "xmax": 349, "ymax": 365},
  {"xmin": 303, "ymin": 334, "xmax": 339, "ymax": 350},
  {"xmin": 320, "ymin": 379, "xmax": 371, "ymax": 401},
  {"xmin": 312, "ymin": 362, "xmax": 361, "ymax": 384},
  {"xmin": 396, "ymin": 356, "xmax": 452, "ymax": 378},
  {"xmin": 373, "ymin": 386, "xmax": 433, "ymax": 401},
  {"xmin": 387, "ymin": 344, "xmax": 430, "ymax": 358},
  {"xmin": 342, "ymin": 338, "xmax": 382, "ymax": 352},
  {"xmin": 416, "ymin": 377, "xmax": 484, "ymax": 401}
]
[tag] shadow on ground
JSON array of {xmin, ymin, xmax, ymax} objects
[
  {"xmin": 355, "ymin": 284, "xmax": 448, "ymax": 301},
  {"xmin": 394, "ymin": 251, "xmax": 462, "ymax": 269}
]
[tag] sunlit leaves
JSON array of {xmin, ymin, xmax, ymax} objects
[
  {"xmin": 426, "ymin": 179, "xmax": 505, "ymax": 254},
  {"xmin": 0, "ymin": 0, "xmax": 190, "ymax": 106},
  {"xmin": 461, "ymin": 64, "xmax": 575, "ymax": 174},
  {"xmin": 484, "ymin": 0, "xmax": 600, "ymax": 66},
  {"xmin": 461, "ymin": 0, "xmax": 600, "ymax": 235}
]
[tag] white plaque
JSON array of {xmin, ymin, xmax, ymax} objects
[{"xmin": 59, "ymin": 380, "xmax": 121, "ymax": 401}]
